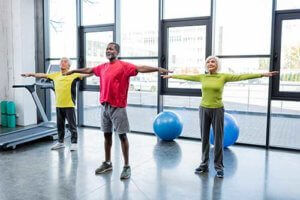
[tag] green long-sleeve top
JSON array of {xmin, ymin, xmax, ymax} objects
[{"xmin": 172, "ymin": 73, "xmax": 262, "ymax": 108}]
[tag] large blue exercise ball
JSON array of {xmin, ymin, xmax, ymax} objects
[
  {"xmin": 210, "ymin": 113, "xmax": 239, "ymax": 148},
  {"xmin": 153, "ymin": 111, "xmax": 183, "ymax": 141}
]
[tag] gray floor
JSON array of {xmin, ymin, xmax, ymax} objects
[{"xmin": 0, "ymin": 128, "xmax": 299, "ymax": 200}]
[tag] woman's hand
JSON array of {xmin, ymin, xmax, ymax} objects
[
  {"xmin": 262, "ymin": 71, "xmax": 279, "ymax": 77},
  {"xmin": 161, "ymin": 75, "xmax": 173, "ymax": 79}
]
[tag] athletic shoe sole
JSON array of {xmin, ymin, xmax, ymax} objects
[
  {"xmin": 120, "ymin": 175, "xmax": 130, "ymax": 179},
  {"xmin": 51, "ymin": 146, "xmax": 65, "ymax": 150},
  {"xmin": 95, "ymin": 167, "xmax": 112, "ymax": 174},
  {"xmin": 194, "ymin": 170, "xmax": 209, "ymax": 174}
]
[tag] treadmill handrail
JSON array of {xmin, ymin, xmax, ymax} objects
[
  {"xmin": 12, "ymin": 83, "xmax": 49, "ymax": 122},
  {"xmin": 13, "ymin": 84, "xmax": 35, "ymax": 93}
]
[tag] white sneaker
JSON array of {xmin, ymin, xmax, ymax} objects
[
  {"xmin": 51, "ymin": 142, "xmax": 65, "ymax": 150},
  {"xmin": 70, "ymin": 143, "xmax": 78, "ymax": 151}
]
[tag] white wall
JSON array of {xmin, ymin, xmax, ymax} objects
[{"xmin": 0, "ymin": 0, "xmax": 37, "ymax": 126}]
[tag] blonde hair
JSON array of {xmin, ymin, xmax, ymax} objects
[
  {"xmin": 60, "ymin": 57, "xmax": 72, "ymax": 67},
  {"xmin": 204, "ymin": 56, "xmax": 221, "ymax": 73}
]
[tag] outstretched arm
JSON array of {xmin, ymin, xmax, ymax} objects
[
  {"xmin": 79, "ymin": 73, "xmax": 93, "ymax": 79},
  {"xmin": 225, "ymin": 71, "xmax": 279, "ymax": 82},
  {"xmin": 64, "ymin": 68, "xmax": 94, "ymax": 75},
  {"xmin": 136, "ymin": 65, "xmax": 173, "ymax": 74},
  {"xmin": 162, "ymin": 74, "xmax": 202, "ymax": 82},
  {"xmin": 21, "ymin": 73, "xmax": 48, "ymax": 78}
]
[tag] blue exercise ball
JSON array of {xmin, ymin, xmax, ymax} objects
[
  {"xmin": 210, "ymin": 113, "xmax": 239, "ymax": 148},
  {"xmin": 153, "ymin": 111, "xmax": 183, "ymax": 141}
]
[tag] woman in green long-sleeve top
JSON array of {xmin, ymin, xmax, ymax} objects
[{"xmin": 162, "ymin": 56, "xmax": 278, "ymax": 178}]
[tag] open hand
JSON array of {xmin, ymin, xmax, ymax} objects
[
  {"xmin": 161, "ymin": 75, "xmax": 172, "ymax": 79},
  {"xmin": 262, "ymin": 71, "xmax": 279, "ymax": 77}
]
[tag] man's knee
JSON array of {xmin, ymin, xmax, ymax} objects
[
  {"xmin": 118, "ymin": 133, "xmax": 127, "ymax": 142},
  {"xmin": 104, "ymin": 132, "xmax": 112, "ymax": 142}
]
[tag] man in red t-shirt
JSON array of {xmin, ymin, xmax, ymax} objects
[{"xmin": 67, "ymin": 42, "xmax": 171, "ymax": 179}]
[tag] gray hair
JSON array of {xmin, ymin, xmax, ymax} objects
[
  {"xmin": 60, "ymin": 57, "xmax": 72, "ymax": 67},
  {"xmin": 204, "ymin": 56, "xmax": 221, "ymax": 73}
]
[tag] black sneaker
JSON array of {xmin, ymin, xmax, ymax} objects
[
  {"xmin": 195, "ymin": 166, "xmax": 209, "ymax": 174},
  {"xmin": 216, "ymin": 171, "xmax": 224, "ymax": 178},
  {"xmin": 120, "ymin": 166, "xmax": 131, "ymax": 180},
  {"xmin": 95, "ymin": 162, "xmax": 113, "ymax": 174}
]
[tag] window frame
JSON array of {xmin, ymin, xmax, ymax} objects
[
  {"xmin": 272, "ymin": 10, "xmax": 300, "ymax": 101},
  {"xmin": 161, "ymin": 17, "xmax": 212, "ymax": 96}
]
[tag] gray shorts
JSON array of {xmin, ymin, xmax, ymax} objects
[{"xmin": 100, "ymin": 103, "xmax": 130, "ymax": 134}]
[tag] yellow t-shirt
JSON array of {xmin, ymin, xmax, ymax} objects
[{"xmin": 46, "ymin": 72, "xmax": 81, "ymax": 108}]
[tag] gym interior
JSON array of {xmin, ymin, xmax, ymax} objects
[{"xmin": 0, "ymin": 0, "xmax": 300, "ymax": 200}]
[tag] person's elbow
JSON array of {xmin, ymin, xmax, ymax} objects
[{"xmin": 136, "ymin": 66, "xmax": 143, "ymax": 73}]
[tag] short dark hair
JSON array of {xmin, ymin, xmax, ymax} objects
[{"xmin": 108, "ymin": 42, "xmax": 120, "ymax": 53}]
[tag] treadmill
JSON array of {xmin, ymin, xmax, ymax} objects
[{"xmin": 0, "ymin": 64, "xmax": 60, "ymax": 150}]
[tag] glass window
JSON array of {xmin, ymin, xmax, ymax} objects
[
  {"xmin": 221, "ymin": 58, "xmax": 270, "ymax": 113},
  {"xmin": 48, "ymin": 0, "xmax": 77, "ymax": 58},
  {"xmin": 270, "ymin": 100, "xmax": 300, "ymax": 149},
  {"xmin": 215, "ymin": 0, "xmax": 272, "ymax": 55},
  {"xmin": 120, "ymin": 0, "xmax": 158, "ymax": 57},
  {"xmin": 82, "ymin": 0, "xmax": 114, "ymax": 25},
  {"xmin": 279, "ymin": 19, "xmax": 300, "ymax": 92},
  {"xmin": 163, "ymin": 0, "xmax": 211, "ymax": 19},
  {"xmin": 167, "ymin": 26, "xmax": 206, "ymax": 89},
  {"xmin": 277, "ymin": 0, "xmax": 300, "ymax": 10},
  {"xmin": 163, "ymin": 95, "xmax": 201, "ymax": 139},
  {"xmin": 50, "ymin": 90, "xmax": 56, "ymax": 122},
  {"xmin": 125, "ymin": 59, "xmax": 158, "ymax": 96},
  {"xmin": 126, "ymin": 59, "xmax": 158, "ymax": 133},
  {"xmin": 83, "ymin": 91, "xmax": 100, "ymax": 127},
  {"xmin": 84, "ymin": 31, "xmax": 113, "ymax": 86},
  {"xmin": 221, "ymin": 58, "xmax": 270, "ymax": 145}
]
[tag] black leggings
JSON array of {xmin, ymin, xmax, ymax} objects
[{"xmin": 56, "ymin": 107, "xmax": 78, "ymax": 143}]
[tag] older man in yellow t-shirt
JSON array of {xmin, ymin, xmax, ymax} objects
[{"xmin": 22, "ymin": 57, "xmax": 90, "ymax": 151}]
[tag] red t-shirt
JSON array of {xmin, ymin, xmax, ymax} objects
[{"xmin": 92, "ymin": 60, "xmax": 138, "ymax": 107}]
